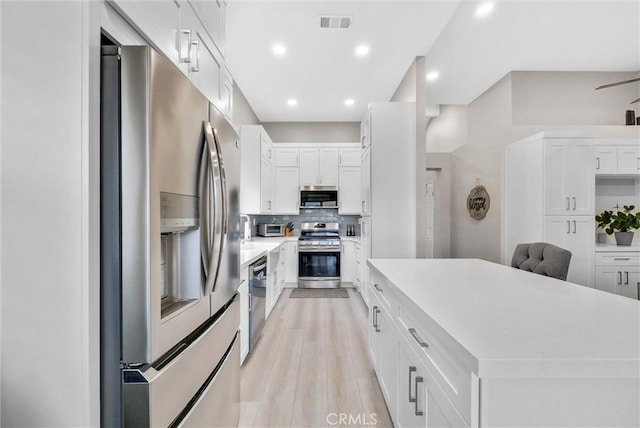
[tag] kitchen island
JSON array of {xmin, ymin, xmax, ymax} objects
[{"xmin": 367, "ymin": 258, "xmax": 640, "ymax": 427}]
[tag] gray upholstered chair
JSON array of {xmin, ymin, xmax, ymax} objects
[{"xmin": 511, "ymin": 242, "xmax": 572, "ymax": 281}]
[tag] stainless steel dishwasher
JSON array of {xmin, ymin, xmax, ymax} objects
[{"xmin": 248, "ymin": 256, "xmax": 267, "ymax": 352}]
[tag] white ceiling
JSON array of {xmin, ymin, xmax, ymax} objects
[{"xmin": 225, "ymin": 1, "xmax": 640, "ymax": 122}]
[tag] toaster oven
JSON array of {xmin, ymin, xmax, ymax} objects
[{"xmin": 256, "ymin": 223, "xmax": 285, "ymax": 237}]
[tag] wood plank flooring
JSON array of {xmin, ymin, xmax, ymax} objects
[{"xmin": 239, "ymin": 289, "xmax": 393, "ymax": 428}]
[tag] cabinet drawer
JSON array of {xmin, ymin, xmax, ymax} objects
[
  {"xmin": 595, "ymin": 253, "xmax": 640, "ymax": 266},
  {"xmin": 395, "ymin": 292, "xmax": 476, "ymax": 426},
  {"xmin": 369, "ymin": 269, "xmax": 395, "ymax": 312}
]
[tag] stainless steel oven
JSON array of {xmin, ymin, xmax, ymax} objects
[{"xmin": 298, "ymin": 222, "xmax": 341, "ymax": 288}]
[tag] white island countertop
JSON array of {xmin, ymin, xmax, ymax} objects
[
  {"xmin": 240, "ymin": 237, "xmax": 297, "ymax": 267},
  {"xmin": 368, "ymin": 258, "xmax": 640, "ymax": 379}
]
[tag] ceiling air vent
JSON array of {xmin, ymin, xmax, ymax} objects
[{"xmin": 319, "ymin": 15, "xmax": 352, "ymax": 30}]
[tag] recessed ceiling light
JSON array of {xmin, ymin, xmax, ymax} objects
[
  {"xmin": 344, "ymin": 98, "xmax": 355, "ymax": 107},
  {"xmin": 355, "ymin": 45, "xmax": 370, "ymax": 57},
  {"xmin": 272, "ymin": 44, "xmax": 287, "ymax": 55},
  {"xmin": 476, "ymin": 2, "xmax": 495, "ymax": 18},
  {"xmin": 426, "ymin": 71, "xmax": 439, "ymax": 81},
  {"xmin": 287, "ymin": 98, "xmax": 298, "ymax": 106}
]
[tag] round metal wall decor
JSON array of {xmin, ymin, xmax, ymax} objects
[{"xmin": 467, "ymin": 185, "xmax": 490, "ymax": 220}]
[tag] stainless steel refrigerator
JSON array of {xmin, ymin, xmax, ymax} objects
[{"xmin": 100, "ymin": 44, "xmax": 240, "ymax": 427}]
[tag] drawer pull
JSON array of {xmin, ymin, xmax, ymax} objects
[
  {"xmin": 408, "ymin": 366, "xmax": 417, "ymax": 403},
  {"xmin": 373, "ymin": 283, "xmax": 383, "ymax": 293},
  {"xmin": 408, "ymin": 328, "xmax": 429, "ymax": 348},
  {"xmin": 614, "ymin": 258, "xmax": 630, "ymax": 261},
  {"xmin": 414, "ymin": 376, "xmax": 424, "ymax": 416},
  {"xmin": 373, "ymin": 306, "xmax": 380, "ymax": 333},
  {"xmin": 618, "ymin": 271, "xmax": 622, "ymax": 285},
  {"xmin": 625, "ymin": 271, "xmax": 629, "ymax": 285}
]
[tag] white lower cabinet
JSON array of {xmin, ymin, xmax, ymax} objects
[
  {"xmin": 595, "ymin": 252, "xmax": 640, "ymax": 299},
  {"xmin": 341, "ymin": 241, "xmax": 355, "ymax": 285},
  {"xmin": 286, "ymin": 242, "xmax": 298, "ymax": 284},
  {"xmin": 238, "ymin": 268, "xmax": 249, "ymax": 364},
  {"xmin": 544, "ymin": 216, "xmax": 594, "ymax": 287},
  {"xmin": 396, "ymin": 333, "xmax": 467, "ymax": 428}
]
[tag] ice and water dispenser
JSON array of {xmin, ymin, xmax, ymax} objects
[{"xmin": 160, "ymin": 192, "xmax": 201, "ymax": 318}]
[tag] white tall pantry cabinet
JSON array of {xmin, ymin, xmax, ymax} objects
[
  {"xmin": 359, "ymin": 102, "xmax": 417, "ymax": 306},
  {"xmin": 505, "ymin": 131, "xmax": 595, "ymax": 287}
]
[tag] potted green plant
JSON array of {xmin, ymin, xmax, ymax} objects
[{"xmin": 595, "ymin": 205, "xmax": 640, "ymax": 246}]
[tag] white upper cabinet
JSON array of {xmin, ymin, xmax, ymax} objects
[
  {"xmin": 111, "ymin": 0, "xmax": 232, "ymax": 113},
  {"xmin": 275, "ymin": 147, "xmax": 300, "ymax": 167},
  {"xmin": 544, "ymin": 139, "xmax": 594, "ymax": 216},
  {"xmin": 299, "ymin": 148, "xmax": 338, "ymax": 186},
  {"xmin": 617, "ymin": 145, "xmax": 640, "ymax": 175},
  {"xmin": 274, "ymin": 167, "xmax": 299, "ymax": 214},
  {"xmin": 339, "ymin": 148, "xmax": 361, "ymax": 166},
  {"xmin": 240, "ymin": 126, "xmax": 275, "ymax": 214},
  {"xmin": 595, "ymin": 141, "xmax": 640, "ymax": 176},
  {"xmin": 338, "ymin": 167, "xmax": 361, "ymax": 214}
]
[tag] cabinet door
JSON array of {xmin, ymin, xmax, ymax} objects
[
  {"xmin": 338, "ymin": 167, "xmax": 362, "ymax": 214},
  {"xmin": 275, "ymin": 148, "xmax": 300, "ymax": 167},
  {"xmin": 567, "ymin": 141, "xmax": 595, "ymax": 215},
  {"xmin": 286, "ymin": 242, "xmax": 298, "ymax": 283},
  {"xmin": 361, "ymin": 149, "xmax": 371, "ymax": 215},
  {"xmin": 274, "ymin": 167, "xmax": 299, "ymax": 214},
  {"xmin": 260, "ymin": 133, "xmax": 273, "ymax": 163},
  {"xmin": 369, "ymin": 296, "xmax": 381, "ymax": 367},
  {"xmin": 595, "ymin": 146, "xmax": 617, "ymax": 175},
  {"xmin": 545, "ymin": 216, "xmax": 594, "ymax": 287},
  {"xmin": 620, "ymin": 269, "xmax": 640, "ymax": 299},
  {"xmin": 361, "ymin": 111, "xmax": 371, "ymax": 150},
  {"xmin": 260, "ymin": 158, "xmax": 273, "ymax": 213},
  {"xmin": 397, "ymin": 336, "xmax": 424, "ymax": 428},
  {"xmin": 188, "ymin": 0, "xmax": 225, "ymax": 56},
  {"xmin": 339, "ymin": 148, "xmax": 361, "ymax": 166},
  {"xmin": 565, "ymin": 217, "xmax": 595, "ymax": 287},
  {"xmin": 299, "ymin": 148, "xmax": 319, "ymax": 186},
  {"xmin": 219, "ymin": 68, "xmax": 233, "ymax": 120},
  {"xmin": 617, "ymin": 145, "xmax": 640, "ymax": 175},
  {"xmin": 340, "ymin": 241, "xmax": 354, "ymax": 283},
  {"xmin": 595, "ymin": 266, "xmax": 620, "ymax": 295},
  {"xmin": 378, "ymin": 306, "xmax": 397, "ymax": 422},
  {"xmin": 318, "ymin": 148, "xmax": 339, "ymax": 185},
  {"xmin": 544, "ymin": 141, "xmax": 570, "ymax": 215}
]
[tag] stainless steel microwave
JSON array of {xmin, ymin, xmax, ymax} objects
[
  {"xmin": 257, "ymin": 223, "xmax": 285, "ymax": 237},
  {"xmin": 300, "ymin": 186, "xmax": 338, "ymax": 209}
]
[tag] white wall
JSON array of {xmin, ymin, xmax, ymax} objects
[
  {"xmin": 1, "ymin": 1, "xmax": 97, "ymax": 426},
  {"xmin": 426, "ymin": 71, "xmax": 640, "ymax": 263},
  {"xmin": 261, "ymin": 122, "xmax": 360, "ymax": 143},
  {"xmin": 391, "ymin": 56, "xmax": 427, "ymax": 258},
  {"xmin": 232, "ymin": 84, "xmax": 260, "ymax": 127},
  {"xmin": 426, "ymin": 153, "xmax": 451, "ymax": 258}
]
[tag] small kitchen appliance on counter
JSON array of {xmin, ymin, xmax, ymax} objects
[{"xmin": 257, "ymin": 223, "xmax": 286, "ymax": 237}]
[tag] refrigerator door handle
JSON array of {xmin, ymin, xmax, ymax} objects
[{"xmin": 200, "ymin": 121, "xmax": 225, "ymax": 296}]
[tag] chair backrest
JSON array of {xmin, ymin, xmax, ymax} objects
[{"xmin": 511, "ymin": 242, "xmax": 572, "ymax": 281}]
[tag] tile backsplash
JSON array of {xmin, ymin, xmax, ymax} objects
[{"xmin": 249, "ymin": 209, "xmax": 360, "ymax": 236}]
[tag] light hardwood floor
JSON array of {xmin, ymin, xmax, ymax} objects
[{"xmin": 239, "ymin": 289, "xmax": 393, "ymax": 428}]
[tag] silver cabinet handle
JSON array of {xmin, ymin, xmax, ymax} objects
[
  {"xmin": 374, "ymin": 308, "xmax": 380, "ymax": 333},
  {"xmin": 618, "ymin": 271, "xmax": 622, "ymax": 285},
  {"xmin": 179, "ymin": 29, "xmax": 191, "ymax": 62},
  {"xmin": 414, "ymin": 376, "xmax": 424, "ymax": 416},
  {"xmin": 408, "ymin": 328, "xmax": 429, "ymax": 348},
  {"xmin": 637, "ymin": 282, "xmax": 639, "ymax": 301},
  {"xmin": 596, "ymin": 157, "xmax": 600, "ymax": 170},
  {"xmin": 190, "ymin": 39, "xmax": 200, "ymax": 72},
  {"xmin": 268, "ymin": 201, "xmax": 272, "ymax": 210},
  {"xmin": 566, "ymin": 221, "xmax": 571, "ymax": 234},
  {"xmin": 614, "ymin": 258, "xmax": 630, "ymax": 261},
  {"xmin": 408, "ymin": 366, "xmax": 417, "ymax": 403},
  {"xmin": 572, "ymin": 220, "xmax": 577, "ymax": 234},
  {"xmin": 625, "ymin": 271, "xmax": 629, "ymax": 285},
  {"xmin": 572, "ymin": 197, "xmax": 576, "ymax": 211},
  {"xmin": 566, "ymin": 197, "xmax": 570, "ymax": 210},
  {"xmin": 372, "ymin": 306, "xmax": 379, "ymax": 331},
  {"xmin": 373, "ymin": 283, "xmax": 383, "ymax": 293},
  {"xmin": 248, "ymin": 293, "xmax": 252, "ymax": 311}
]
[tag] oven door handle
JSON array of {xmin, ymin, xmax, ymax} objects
[{"xmin": 298, "ymin": 248, "xmax": 341, "ymax": 253}]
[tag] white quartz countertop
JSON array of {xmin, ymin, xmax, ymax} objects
[
  {"xmin": 239, "ymin": 237, "xmax": 297, "ymax": 267},
  {"xmin": 368, "ymin": 258, "xmax": 640, "ymax": 379},
  {"xmin": 340, "ymin": 236, "xmax": 361, "ymax": 242},
  {"xmin": 595, "ymin": 243, "xmax": 640, "ymax": 252}
]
